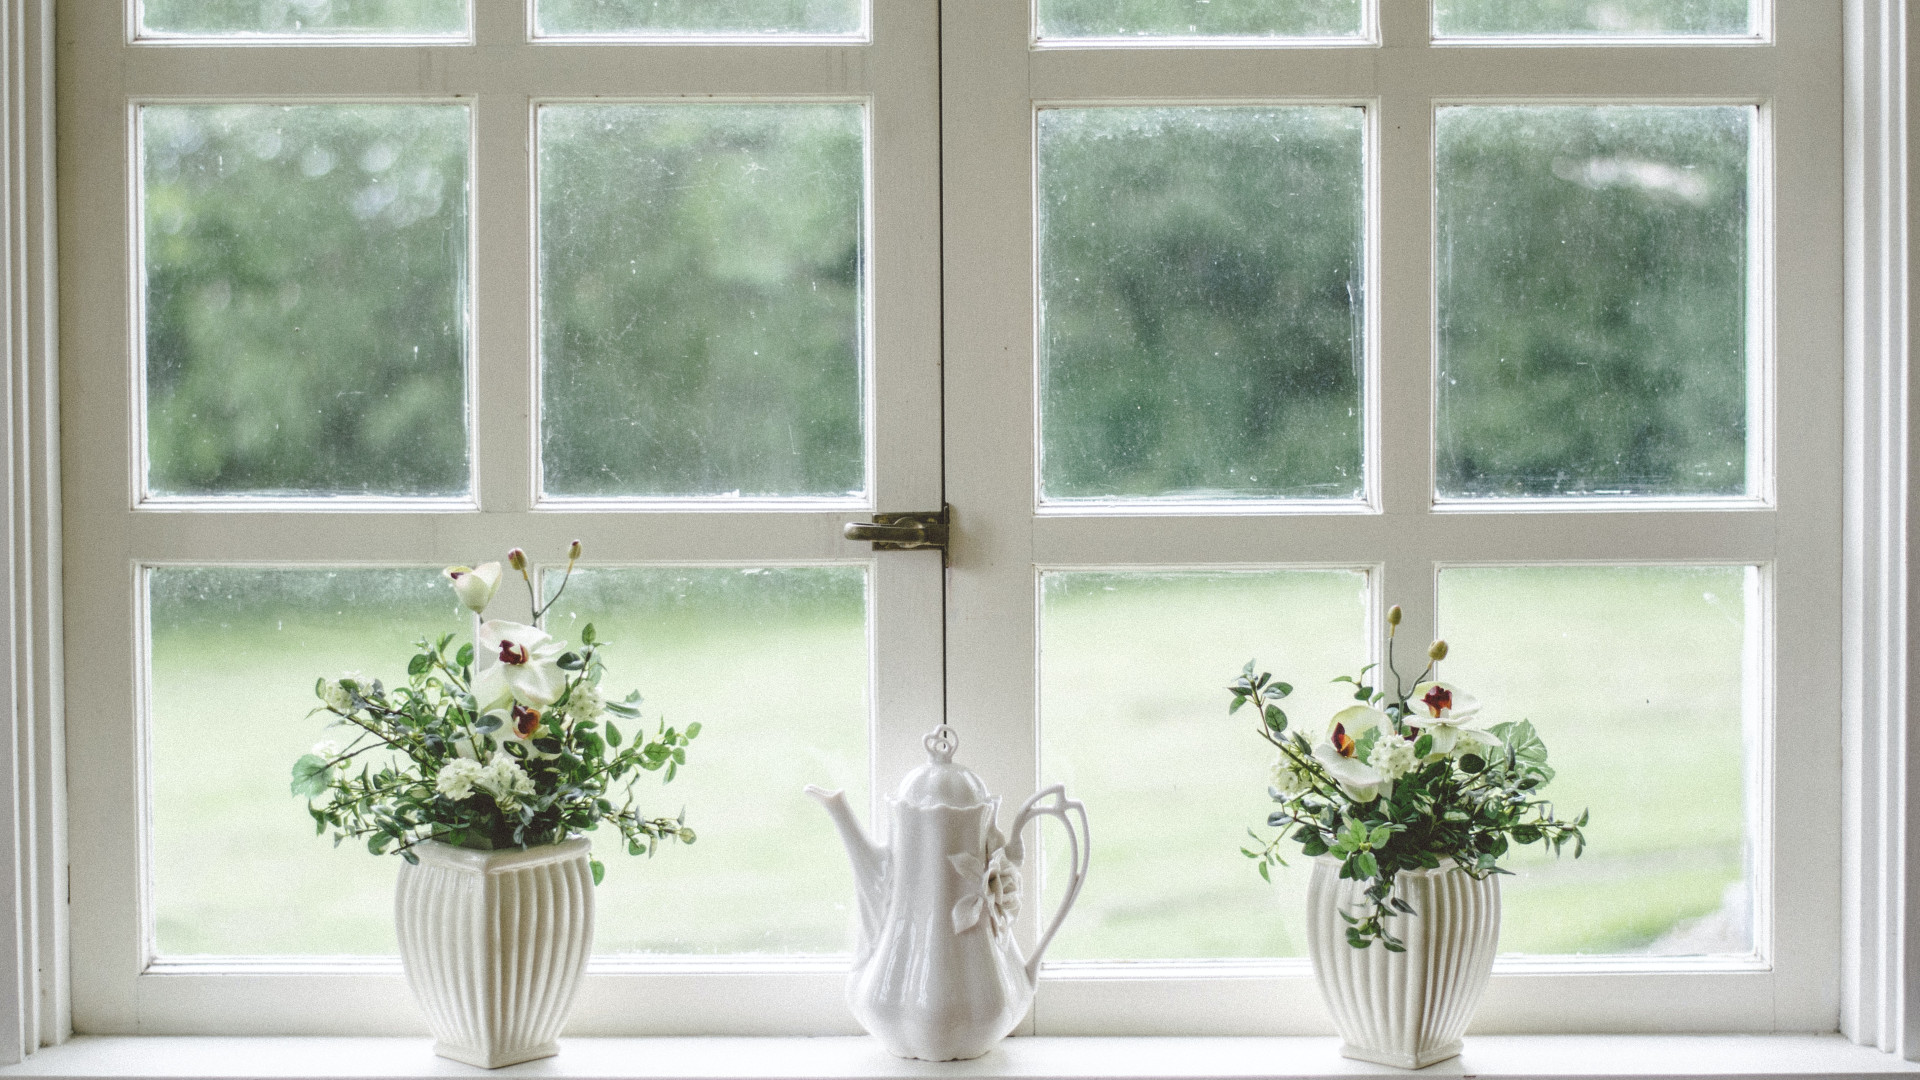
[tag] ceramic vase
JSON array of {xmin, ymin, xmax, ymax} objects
[
  {"xmin": 1306, "ymin": 857, "xmax": 1499, "ymax": 1070},
  {"xmin": 395, "ymin": 838, "xmax": 594, "ymax": 1068}
]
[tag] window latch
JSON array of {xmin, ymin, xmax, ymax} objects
[{"xmin": 844, "ymin": 505, "xmax": 950, "ymax": 558}]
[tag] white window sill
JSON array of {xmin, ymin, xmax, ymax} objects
[{"xmin": 0, "ymin": 1036, "xmax": 1916, "ymax": 1080}]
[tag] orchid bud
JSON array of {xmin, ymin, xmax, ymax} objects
[
  {"xmin": 1428, "ymin": 639, "xmax": 1449, "ymax": 661},
  {"xmin": 444, "ymin": 562, "xmax": 501, "ymax": 615},
  {"xmin": 507, "ymin": 548, "xmax": 527, "ymax": 572},
  {"xmin": 568, "ymin": 539, "xmax": 582, "ymax": 560},
  {"xmin": 1386, "ymin": 605, "xmax": 1402, "ymax": 627}
]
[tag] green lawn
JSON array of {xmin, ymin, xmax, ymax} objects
[{"xmin": 149, "ymin": 565, "xmax": 1751, "ymax": 959}]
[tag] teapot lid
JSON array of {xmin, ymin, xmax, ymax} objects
[{"xmin": 895, "ymin": 725, "xmax": 992, "ymax": 808}]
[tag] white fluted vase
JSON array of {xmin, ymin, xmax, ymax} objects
[
  {"xmin": 395, "ymin": 838, "xmax": 594, "ymax": 1069},
  {"xmin": 1306, "ymin": 857, "xmax": 1499, "ymax": 1070}
]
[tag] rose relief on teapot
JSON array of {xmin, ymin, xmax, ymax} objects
[{"xmin": 806, "ymin": 725, "xmax": 1090, "ymax": 1061}]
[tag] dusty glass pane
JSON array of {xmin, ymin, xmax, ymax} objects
[
  {"xmin": 1038, "ymin": 108, "xmax": 1365, "ymax": 503},
  {"xmin": 1039, "ymin": 570, "xmax": 1368, "ymax": 959},
  {"xmin": 1037, "ymin": 0, "xmax": 1363, "ymax": 38},
  {"xmin": 539, "ymin": 105, "xmax": 865, "ymax": 499},
  {"xmin": 544, "ymin": 567, "xmax": 868, "ymax": 953},
  {"xmin": 1434, "ymin": 0, "xmax": 1753, "ymax": 37},
  {"xmin": 537, "ymin": 0, "xmax": 862, "ymax": 37},
  {"xmin": 1438, "ymin": 566, "xmax": 1754, "ymax": 955},
  {"xmin": 141, "ymin": 0, "xmax": 467, "ymax": 37},
  {"xmin": 149, "ymin": 564, "xmax": 868, "ymax": 957},
  {"xmin": 149, "ymin": 567, "xmax": 468, "ymax": 955},
  {"xmin": 1436, "ymin": 106, "xmax": 1751, "ymax": 499},
  {"xmin": 142, "ymin": 105, "xmax": 470, "ymax": 498}
]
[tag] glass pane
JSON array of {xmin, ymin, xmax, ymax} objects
[
  {"xmin": 142, "ymin": 105, "xmax": 470, "ymax": 498},
  {"xmin": 543, "ymin": 567, "xmax": 868, "ymax": 953},
  {"xmin": 539, "ymin": 105, "xmax": 865, "ymax": 500},
  {"xmin": 149, "ymin": 564, "xmax": 868, "ymax": 957},
  {"xmin": 1435, "ymin": 106, "xmax": 1751, "ymax": 499},
  {"xmin": 1039, "ymin": 570, "xmax": 1368, "ymax": 959},
  {"xmin": 1038, "ymin": 108, "xmax": 1365, "ymax": 503},
  {"xmin": 1435, "ymin": 0, "xmax": 1754, "ymax": 37},
  {"xmin": 149, "ymin": 567, "xmax": 468, "ymax": 955},
  {"xmin": 141, "ymin": 0, "xmax": 467, "ymax": 37},
  {"xmin": 537, "ymin": 0, "xmax": 863, "ymax": 37},
  {"xmin": 1037, "ymin": 0, "xmax": 1363, "ymax": 39},
  {"xmin": 1438, "ymin": 565, "xmax": 1755, "ymax": 956}
]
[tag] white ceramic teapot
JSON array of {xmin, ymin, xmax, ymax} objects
[{"xmin": 806, "ymin": 725, "xmax": 1090, "ymax": 1061}]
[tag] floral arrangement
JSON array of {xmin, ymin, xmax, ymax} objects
[
  {"xmin": 1228, "ymin": 606, "xmax": 1585, "ymax": 950},
  {"xmin": 293, "ymin": 542, "xmax": 698, "ymax": 884}
]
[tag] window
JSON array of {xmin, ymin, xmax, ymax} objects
[{"xmin": 53, "ymin": 0, "xmax": 1855, "ymax": 1041}]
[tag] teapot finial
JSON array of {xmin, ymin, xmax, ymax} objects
[{"xmin": 924, "ymin": 724, "xmax": 959, "ymax": 763}]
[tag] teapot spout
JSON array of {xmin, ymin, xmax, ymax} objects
[{"xmin": 805, "ymin": 785, "xmax": 889, "ymax": 949}]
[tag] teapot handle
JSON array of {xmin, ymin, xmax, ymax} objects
[{"xmin": 1008, "ymin": 784, "xmax": 1090, "ymax": 985}]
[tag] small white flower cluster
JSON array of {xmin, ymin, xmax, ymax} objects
[
  {"xmin": 1270, "ymin": 756, "xmax": 1311, "ymax": 797},
  {"xmin": 311, "ymin": 739, "xmax": 341, "ymax": 761},
  {"xmin": 553, "ymin": 683, "xmax": 606, "ymax": 728},
  {"xmin": 1367, "ymin": 732, "xmax": 1419, "ymax": 782},
  {"xmin": 319, "ymin": 671, "xmax": 368, "ymax": 714},
  {"xmin": 435, "ymin": 751, "xmax": 537, "ymax": 810}
]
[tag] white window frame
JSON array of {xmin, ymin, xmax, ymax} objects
[
  {"xmin": 0, "ymin": 0, "xmax": 1902, "ymax": 1060},
  {"xmin": 52, "ymin": 0, "xmax": 945, "ymax": 1038},
  {"xmin": 945, "ymin": 0, "xmax": 1836, "ymax": 1035}
]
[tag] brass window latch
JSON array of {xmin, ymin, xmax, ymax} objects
[{"xmin": 844, "ymin": 505, "xmax": 950, "ymax": 560}]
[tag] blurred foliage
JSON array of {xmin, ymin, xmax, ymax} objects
[
  {"xmin": 143, "ymin": 105, "xmax": 469, "ymax": 496},
  {"xmin": 1037, "ymin": 0, "xmax": 1361, "ymax": 37},
  {"xmin": 538, "ymin": 104, "xmax": 864, "ymax": 498},
  {"xmin": 1436, "ymin": 106, "xmax": 1750, "ymax": 497},
  {"xmin": 144, "ymin": 97, "xmax": 1751, "ymax": 502},
  {"xmin": 141, "ymin": 0, "xmax": 465, "ymax": 35},
  {"xmin": 1039, "ymin": 107, "xmax": 1365, "ymax": 500},
  {"xmin": 536, "ymin": 0, "xmax": 861, "ymax": 35},
  {"xmin": 1434, "ymin": 0, "xmax": 1752, "ymax": 35}
]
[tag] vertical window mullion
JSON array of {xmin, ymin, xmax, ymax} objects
[{"xmin": 473, "ymin": 93, "xmax": 535, "ymax": 513}]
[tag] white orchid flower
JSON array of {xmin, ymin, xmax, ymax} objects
[
  {"xmin": 473, "ymin": 620, "xmax": 569, "ymax": 710},
  {"xmin": 1312, "ymin": 705, "xmax": 1394, "ymax": 803},
  {"xmin": 444, "ymin": 561, "xmax": 502, "ymax": 615},
  {"xmin": 1407, "ymin": 681, "xmax": 1502, "ymax": 757}
]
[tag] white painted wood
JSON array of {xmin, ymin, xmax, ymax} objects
[
  {"xmin": 56, "ymin": 0, "xmax": 944, "ymax": 1038},
  {"xmin": 942, "ymin": 0, "xmax": 1842, "ymax": 1039},
  {"xmin": 0, "ymin": 0, "xmax": 62, "ymax": 1064},
  {"xmin": 1839, "ymin": 0, "xmax": 1919, "ymax": 1060},
  {"xmin": 2, "ymin": 1033, "xmax": 1919, "ymax": 1080}
]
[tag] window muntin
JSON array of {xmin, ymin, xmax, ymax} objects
[
  {"xmin": 537, "ymin": 103, "xmax": 869, "ymax": 502},
  {"xmin": 139, "ymin": 104, "xmax": 472, "ymax": 500}
]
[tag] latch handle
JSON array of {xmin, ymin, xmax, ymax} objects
[{"xmin": 843, "ymin": 505, "xmax": 950, "ymax": 556}]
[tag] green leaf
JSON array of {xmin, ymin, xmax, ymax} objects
[
  {"xmin": 473, "ymin": 713, "xmax": 502, "ymax": 733},
  {"xmin": 1368, "ymin": 824, "xmax": 1392, "ymax": 847},
  {"xmin": 605, "ymin": 722, "xmax": 622, "ymax": 748},
  {"xmin": 1271, "ymin": 682, "xmax": 1293, "ymax": 698},
  {"xmin": 455, "ymin": 642, "xmax": 474, "ymax": 668},
  {"xmin": 1458, "ymin": 753, "xmax": 1486, "ymax": 774},
  {"xmin": 581, "ymin": 623, "xmax": 597, "ymax": 646},
  {"xmin": 1229, "ymin": 696, "xmax": 1246, "ymax": 715},
  {"xmin": 1257, "ymin": 860, "xmax": 1271, "ymax": 882},
  {"xmin": 290, "ymin": 754, "xmax": 332, "ymax": 798},
  {"xmin": 1413, "ymin": 733, "xmax": 1433, "ymax": 758},
  {"xmin": 590, "ymin": 858, "xmax": 605, "ymax": 885},
  {"xmin": 686, "ymin": 721, "xmax": 701, "ymax": 739},
  {"xmin": 1262, "ymin": 704, "xmax": 1287, "ymax": 733},
  {"xmin": 1354, "ymin": 850, "xmax": 1379, "ymax": 878},
  {"xmin": 408, "ymin": 653, "xmax": 431, "ymax": 677}
]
